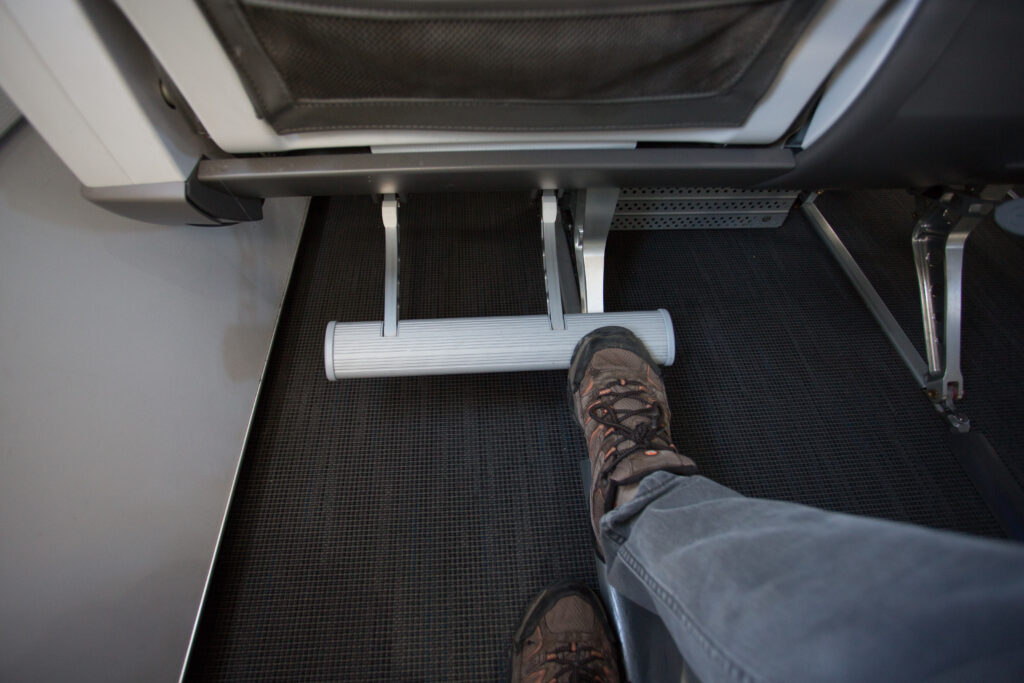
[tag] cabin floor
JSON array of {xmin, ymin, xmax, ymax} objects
[{"xmin": 186, "ymin": 190, "xmax": 1024, "ymax": 681}]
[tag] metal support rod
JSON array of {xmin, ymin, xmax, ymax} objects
[
  {"xmin": 802, "ymin": 195, "xmax": 930, "ymax": 386},
  {"xmin": 573, "ymin": 188, "xmax": 619, "ymax": 313},
  {"xmin": 940, "ymin": 224, "xmax": 971, "ymax": 399},
  {"xmin": 382, "ymin": 194, "xmax": 399, "ymax": 337},
  {"xmin": 911, "ymin": 224, "xmax": 944, "ymax": 377},
  {"xmin": 541, "ymin": 191, "xmax": 565, "ymax": 330}
]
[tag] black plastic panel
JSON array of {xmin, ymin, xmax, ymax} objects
[
  {"xmin": 197, "ymin": 147, "xmax": 796, "ymax": 198},
  {"xmin": 773, "ymin": 0, "xmax": 1024, "ymax": 188}
]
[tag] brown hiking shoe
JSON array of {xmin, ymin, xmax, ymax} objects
[
  {"xmin": 511, "ymin": 582, "xmax": 621, "ymax": 683},
  {"xmin": 569, "ymin": 327, "xmax": 698, "ymax": 558}
]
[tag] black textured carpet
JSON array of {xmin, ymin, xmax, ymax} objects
[
  {"xmin": 187, "ymin": 194, "xmax": 598, "ymax": 681},
  {"xmin": 605, "ymin": 192, "xmax": 1013, "ymax": 533},
  {"xmin": 188, "ymin": 191, "xmax": 1019, "ymax": 681}
]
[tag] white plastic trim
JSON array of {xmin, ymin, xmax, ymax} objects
[
  {"xmin": 0, "ymin": 2, "xmax": 129, "ymax": 185},
  {"xmin": 0, "ymin": 0, "xmax": 189, "ymax": 186}
]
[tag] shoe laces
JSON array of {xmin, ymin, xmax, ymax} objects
[
  {"xmin": 587, "ymin": 379, "xmax": 672, "ymax": 481},
  {"xmin": 544, "ymin": 641, "xmax": 614, "ymax": 682}
]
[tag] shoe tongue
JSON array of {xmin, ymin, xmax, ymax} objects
[
  {"xmin": 544, "ymin": 597, "xmax": 595, "ymax": 634},
  {"xmin": 592, "ymin": 349, "xmax": 643, "ymax": 371},
  {"xmin": 609, "ymin": 395, "xmax": 652, "ymax": 431}
]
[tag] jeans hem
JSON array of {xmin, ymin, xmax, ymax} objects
[{"xmin": 615, "ymin": 528, "xmax": 764, "ymax": 683}]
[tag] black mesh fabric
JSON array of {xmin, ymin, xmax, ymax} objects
[
  {"xmin": 187, "ymin": 191, "xmax": 1011, "ymax": 681},
  {"xmin": 244, "ymin": 2, "xmax": 781, "ymax": 101},
  {"xmin": 197, "ymin": 0, "xmax": 823, "ymax": 132}
]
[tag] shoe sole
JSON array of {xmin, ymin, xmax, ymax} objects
[{"xmin": 567, "ymin": 326, "xmax": 663, "ymax": 426}]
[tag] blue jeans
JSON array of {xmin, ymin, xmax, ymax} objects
[{"xmin": 601, "ymin": 472, "xmax": 1024, "ymax": 682}]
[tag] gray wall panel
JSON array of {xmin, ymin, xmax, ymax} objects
[{"xmin": 0, "ymin": 125, "xmax": 306, "ymax": 681}]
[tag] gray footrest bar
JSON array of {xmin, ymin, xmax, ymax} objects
[{"xmin": 325, "ymin": 310, "xmax": 674, "ymax": 380}]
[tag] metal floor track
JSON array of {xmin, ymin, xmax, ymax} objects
[{"xmin": 187, "ymin": 191, "xmax": 1020, "ymax": 681}]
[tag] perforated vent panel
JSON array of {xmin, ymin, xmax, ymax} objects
[{"xmin": 611, "ymin": 187, "xmax": 798, "ymax": 230}]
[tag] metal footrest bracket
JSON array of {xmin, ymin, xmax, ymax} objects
[
  {"xmin": 382, "ymin": 194, "xmax": 399, "ymax": 337},
  {"xmin": 571, "ymin": 188, "xmax": 619, "ymax": 314},
  {"xmin": 541, "ymin": 191, "xmax": 566, "ymax": 330},
  {"xmin": 324, "ymin": 192, "xmax": 674, "ymax": 380}
]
